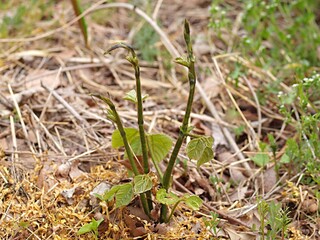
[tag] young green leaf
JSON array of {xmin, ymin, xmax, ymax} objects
[
  {"xmin": 77, "ymin": 218, "xmax": 103, "ymax": 235},
  {"xmin": 112, "ymin": 128, "xmax": 139, "ymax": 148},
  {"xmin": 147, "ymin": 134, "xmax": 173, "ymax": 163},
  {"xmin": 99, "ymin": 185, "xmax": 120, "ymax": 202},
  {"xmin": 123, "ymin": 89, "xmax": 148, "ymax": 103},
  {"xmin": 174, "ymin": 57, "xmax": 189, "ymax": 67},
  {"xmin": 96, "ymin": 183, "xmax": 133, "ymax": 208},
  {"xmin": 91, "ymin": 218, "xmax": 104, "ymax": 231},
  {"xmin": 123, "ymin": 89, "xmax": 138, "ymax": 103},
  {"xmin": 280, "ymin": 153, "xmax": 290, "ymax": 164},
  {"xmin": 115, "ymin": 183, "xmax": 133, "ymax": 208},
  {"xmin": 156, "ymin": 188, "xmax": 179, "ymax": 205},
  {"xmin": 184, "ymin": 195, "xmax": 202, "ymax": 210},
  {"xmin": 77, "ymin": 222, "xmax": 93, "ymax": 235},
  {"xmin": 133, "ymin": 174, "xmax": 153, "ymax": 194},
  {"xmin": 106, "ymin": 108, "xmax": 116, "ymax": 122},
  {"xmin": 186, "ymin": 136, "xmax": 214, "ymax": 167},
  {"xmin": 123, "ymin": 136, "xmax": 142, "ymax": 160},
  {"xmin": 252, "ymin": 153, "xmax": 270, "ymax": 167}
]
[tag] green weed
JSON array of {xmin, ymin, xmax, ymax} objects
[
  {"xmin": 92, "ymin": 20, "xmax": 212, "ymax": 223},
  {"xmin": 279, "ymin": 72, "xmax": 320, "ymax": 185},
  {"xmin": 209, "ymin": 0, "xmax": 320, "ymax": 93},
  {"xmin": 257, "ymin": 199, "xmax": 291, "ymax": 240},
  {"xmin": 77, "ymin": 218, "xmax": 103, "ymax": 240},
  {"xmin": 0, "ymin": 0, "xmax": 54, "ymax": 38}
]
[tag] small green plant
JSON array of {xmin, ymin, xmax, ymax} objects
[
  {"xmin": 0, "ymin": 0, "xmax": 54, "ymax": 38},
  {"xmin": 209, "ymin": 0, "xmax": 320, "ymax": 101},
  {"xmin": 279, "ymin": 72, "xmax": 320, "ymax": 184},
  {"xmin": 257, "ymin": 199, "xmax": 291, "ymax": 240},
  {"xmin": 93, "ymin": 20, "xmax": 213, "ymax": 223},
  {"xmin": 203, "ymin": 211, "xmax": 220, "ymax": 237},
  {"xmin": 77, "ymin": 218, "xmax": 103, "ymax": 240}
]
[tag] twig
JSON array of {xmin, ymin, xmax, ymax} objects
[
  {"xmin": 172, "ymin": 178, "xmax": 251, "ymax": 228},
  {"xmin": 7, "ymin": 84, "xmax": 36, "ymax": 154},
  {"xmin": 9, "ymin": 116, "xmax": 17, "ymax": 181},
  {"xmin": 243, "ymin": 75, "xmax": 262, "ymax": 141},
  {"xmin": 25, "ymin": 106, "xmax": 66, "ymax": 155}
]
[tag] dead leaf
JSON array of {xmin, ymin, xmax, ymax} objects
[
  {"xmin": 60, "ymin": 186, "xmax": 84, "ymax": 205},
  {"xmin": 217, "ymin": 151, "xmax": 247, "ymax": 183},
  {"xmin": 229, "ymin": 186, "xmax": 248, "ymax": 202},
  {"xmin": 90, "ymin": 182, "xmax": 112, "ymax": 197},
  {"xmin": 302, "ymin": 198, "xmax": 318, "ymax": 214},
  {"xmin": 25, "ymin": 69, "xmax": 60, "ymax": 90},
  {"xmin": 36, "ymin": 161, "xmax": 58, "ymax": 192},
  {"xmin": 68, "ymin": 161, "xmax": 87, "ymax": 182},
  {"xmin": 224, "ymin": 226, "xmax": 257, "ymax": 240},
  {"xmin": 152, "ymin": 223, "xmax": 168, "ymax": 235},
  {"xmin": 123, "ymin": 208, "xmax": 148, "ymax": 237},
  {"xmin": 211, "ymin": 123, "xmax": 229, "ymax": 149},
  {"xmin": 230, "ymin": 167, "xmax": 247, "ymax": 183},
  {"xmin": 261, "ymin": 166, "xmax": 277, "ymax": 193},
  {"xmin": 55, "ymin": 162, "xmax": 71, "ymax": 179}
]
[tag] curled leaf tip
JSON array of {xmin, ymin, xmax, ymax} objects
[{"xmin": 105, "ymin": 42, "xmax": 136, "ymax": 56}]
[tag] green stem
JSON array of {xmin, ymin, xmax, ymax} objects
[
  {"xmin": 160, "ymin": 19, "xmax": 196, "ymax": 223},
  {"xmin": 113, "ymin": 104, "xmax": 152, "ymax": 216},
  {"xmin": 133, "ymin": 64, "xmax": 150, "ymax": 175},
  {"xmin": 70, "ymin": 0, "xmax": 89, "ymax": 47},
  {"xmin": 106, "ymin": 43, "xmax": 153, "ymax": 213},
  {"xmin": 92, "ymin": 95, "xmax": 150, "ymax": 217},
  {"xmin": 167, "ymin": 200, "xmax": 183, "ymax": 222},
  {"xmin": 131, "ymin": 50, "xmax": 153, "ymax": 211}
]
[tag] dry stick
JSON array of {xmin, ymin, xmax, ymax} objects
[
  {"xmin": 7, "ymin": 84, "xmax": 36, "ymax": 155},
  {"xmin": 41, "ymin": 82, "xmax": 100, "ymax": 142},
  {"xmin": 172, "ymin": 179, "xmax": 250, "ymax": 228},
  {"xmin": 152, "ymin": 0, "xmax": 163, "ymax": 20},
  {"xmin": 39, "ymin": 67, "xmax": 62, "ymax": 122},
  {"xmin": 25, "ymin": 106, "xmax": 66, "ymax": 155},
  {"xmin": 242, "ymin": 75, "xmax": 262, "ymax": 143},
  {"xmin": 213, "ymin": 59, "xmax": 257, "ymax": 145},
  {"xmin": 21, "ymin": 63, "xmax": 107, "ymax": 88},
  {"xmin": 212, "ymin": 59, "xmax": 253, "ymax": 173},
  {"xmin": 9, "ymin": 116, "xmax": 17, "ymax": 181}
]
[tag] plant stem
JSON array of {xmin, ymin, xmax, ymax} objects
[
  {"xmin": 70, "ymin": 0, "xmax": 89, "ymax": 47},
  {"xmin": 160, "ymin": 20, "xmax": 196, "ymax": 222},
  {"xmin": 92, "ymin": 94, "xmax": 150, "ymax": 217},
  {"xmin": 128, "ymin": 46, "xmax": 153, "ymax": 210},
  {"xmin": 106, "ymin": 43, "xmax": 153, "ymax": 213},
  {"xmin": 166, "ymin": 200, "xmax": 183, "ymax": 223},
  {"xmin": 133, "ymin": 66, "xmax": 150, "ymax": 176}
]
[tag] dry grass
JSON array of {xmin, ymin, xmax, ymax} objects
[{"xmin": 0, "ymin": 0, "xmax": 319, "ymax": 239}]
